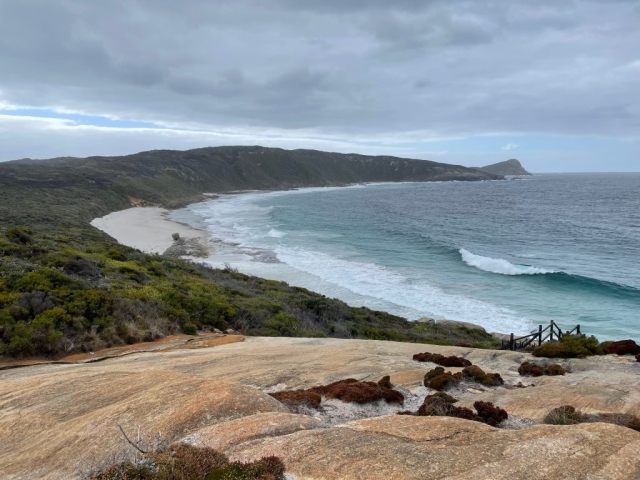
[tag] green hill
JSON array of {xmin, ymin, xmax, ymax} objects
[{"xmin": 0, "ymin": 146, "xmax": 499, "ymax": 232}]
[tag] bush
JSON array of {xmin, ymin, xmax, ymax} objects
[
  {"xmin": 602, "ymin": 340, "xmax": 640, "ymax": 356},
  {"xmin": 544, "ymin": 405, "xmax": 582, "ymax": 425},
  {"xmin": 412, "ymin": 351, "xmax": 472, "ymax": 367},
  {"xmin": 518, "ymin": 361, "xmax": 544, "ymax": 377},
  {"xmin": 518, "ymin": 361, "xmax": 567, "ymax": 377},
  {"xmin": 269, "ymin": 389, "xmax": 322, "ymax": 410},
  {"xmin": 6, "ymin": 227, "xmax": 32, "ymax": 245},
  {"xmin": 14, "ymin": 268, "xmax": 76, "ymax": 292},
  {"xmin": 461, "ymin": 365, "xmax": 504, "ymax": 387},
  {"xmin": 473, "ymin": 401, "xmax": 508, "ymax": 426},
  {"xmin": 378, "ymin": 375, "xmax": 393, "ymax": 389},
  {"xmin": 264, "ymin": 313, "xmax": 301, "ymax": 337},
  {"xmin": 271, "ymin": 377, "xmax": 404, "ymax": 409},
  {"xmin": 311, "ymin": 378, "xmax": 404, "ymax": 405},
  {"xmin": 90, "ymin": 442, "xmax": 286, "ymax": 480},
  {"xmin": 417, "ymin": 393, "xmax": 508, "ymax": 426},
  {"xmin": 423, "ymin": 366, "xmax": 460, "ymax": 391},
  {"xmin": 533, "ymin": 334, "xmax": 601, "ymax": 358}
]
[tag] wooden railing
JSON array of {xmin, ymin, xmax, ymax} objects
[{"xmin": 500, "ymin": 320, "xmax": 581, "ymax": 351}]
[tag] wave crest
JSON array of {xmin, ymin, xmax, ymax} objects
[{"xmin": 460, "ymin": 249, "xmax": 556, "ymax": 276}]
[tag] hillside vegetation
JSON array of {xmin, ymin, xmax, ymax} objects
[{"xmin": 0, "ymin": 147, "xmax": 501, "ymax": 358}]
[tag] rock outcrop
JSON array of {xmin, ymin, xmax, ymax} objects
[
  {"xmin": 480, "ymin": 159, "xmax": 532, "ymax": 176},
  {"xmin": 1, "ymin": 337, "xmax": 639, "ymax": 479}
]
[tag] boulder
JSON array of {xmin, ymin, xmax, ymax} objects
[{"xmin": 437, "ymin": 320, "xmax": 487, "ymax": 333}]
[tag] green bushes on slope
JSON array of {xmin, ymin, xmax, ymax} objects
[{"xmin": 0, "ymin": 228, "xmax": 499, "ymax": 359}]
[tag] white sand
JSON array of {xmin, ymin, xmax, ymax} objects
[{"xmin": 90, "ymin": 207, "xmax": 209, "ymax": 255}]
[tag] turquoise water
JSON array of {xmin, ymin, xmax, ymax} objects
[{"xmin": 180, "ymin": 174, "xmax": 640, "ymax": 340}]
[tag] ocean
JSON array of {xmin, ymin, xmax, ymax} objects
[{"xmin": 172, "ymin": 173, "xmax": 640, "ymax": 340}]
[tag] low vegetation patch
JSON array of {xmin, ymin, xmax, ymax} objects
[
  {"xmin": 602, "ymin": 340, "xmax": 640, "ymax": 356},
  {"xmin": 518, "ymin": 361, "xmax": 567, "ymax": 377},
  {"xmin": 544, "ymin": 405, "xmax": 640, "ymax": 432},
  {"xmin": 412, "ymin": 392, "xmax": 508, "ymax": 426},
  {"xmin": 412, "ymin": 351, "xmax": 472, "ymax": 367},
  {"xmin": 532, "ymin": 334, "xmax": 602, "ymax": 358},
  {"xmin": 90, "ymin": 443, "xmax": 285, "ymax": 480},
  {"xmin": 423, "ymin": 365, "xmax": 503, "ymax": 390},
  {"xmin": 461, "ymin": 365, "xmax": 504, "ymax": 387},
  {"xmin": 269, "ymin": 377, "xmax": 404, "ymax": 411},
  {"xmin": 269, "ymin": 389, "xmax": 322, "ymax": 410}
]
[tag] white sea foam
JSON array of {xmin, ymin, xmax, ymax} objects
[
  {"xmin": 460, "ymin": 249, "xmax": 556, "ymax": 276},
  {"xmin": 185, "ymin": 187, "xmax": 533, "ymax": 334},
  {"xmin": 275, "ymin": 247, "xmax": 529, "ymax": 333}
]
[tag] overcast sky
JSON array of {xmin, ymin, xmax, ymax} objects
[{"xmin": 1, "ymin": 0, "xmax": 639, "ymax": 171}]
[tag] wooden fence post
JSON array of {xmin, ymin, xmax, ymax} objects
[
  {"xmin": 549, "ymin": 320, "xmax": 554, "ymax": 342},
  {"xmin": 509, "ymin": 333, "xmax": 514, "ymax": 351},
  {"xmin": 577, "ymin": 324, "xmax": 581, "ymax": 335},
  {"xmin": 538, "ymin": 325, "xmax": 542, "ymax": 346}
]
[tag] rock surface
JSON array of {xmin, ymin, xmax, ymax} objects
[{"xmin": 1, "ymin": 337, "xmax": 639, "ymax": 479}]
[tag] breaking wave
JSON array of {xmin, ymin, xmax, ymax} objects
[{"xmin": 460, "ymin": 249, "xmax": 556, "ymax": 276}]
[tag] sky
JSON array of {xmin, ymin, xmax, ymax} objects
[{"xmin": 0, "ymin": 0, "xmax": 639, "ymax": 172}]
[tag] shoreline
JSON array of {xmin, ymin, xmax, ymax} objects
[
  {"xmin": 90, "ymin": 207, "xmax": 211, "ymax": 256},
  {"xmin": 92, "ymin": 185, "xmax": 511, "ymax": 333},
  {"xmin": 89, "ymin": 189, "xmax": 509, "ymax": 338}
]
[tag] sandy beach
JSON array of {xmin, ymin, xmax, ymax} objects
[{"xmin": 90, "ymin": 207, "xmax": 210, "ymax": 255}]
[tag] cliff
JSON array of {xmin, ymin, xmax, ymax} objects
[{"xmin": 480, "ymin": 159, "xmax": 532, "ymax": 176}]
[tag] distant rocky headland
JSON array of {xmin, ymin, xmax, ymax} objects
[{"xmin": 480, "ymin": 159, "xmax": 532, "ymax": 176}]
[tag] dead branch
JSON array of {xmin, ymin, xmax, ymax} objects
[{"xmin": 117, "ymin": 423, "xmax": 147, "ymax": 455}]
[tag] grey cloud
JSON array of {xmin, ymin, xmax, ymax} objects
[{"xmin": 0, "ymin": 0, "xmax": 639, "ymax": 154}]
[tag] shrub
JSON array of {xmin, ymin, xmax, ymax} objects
[
  {"xmin": 417, "ymin": 392, "xmax": 458, "ymax": 416},
  {"xmin": 269, "ymin": 389, "xmax": 322, "ymax": 410},
  {"xmin": 272, "ymin": 378, "xmax": 405, "ymax": 409},
  {"xmin": 6, "ymin": 227, "xmax": 32, "ymax": 245},
  {"xmin": 474, "ymin": 401, "xmax": 508, "ymax": 426},
  {"xmin": 424, "ymin": 367, "xmax": 461, "ymax": 391},
  {"xmin": 14, "ymin": 268, "xmax": 76, "ymax": 292},
  {"xmin": 544, "ymin": 405, "xmax": 582, "ymax": 425},
  {"xmin": 378, "ymin": 375, "xmax": 393, "ymax": 389},
  {"xmin": 545, "ymin": 364, "xmax": 567, "ymax": 376},
  {"xmin": 533, "ymin": 334, "xmax": 601, "ymax": 358},
  {"xmin": 412, "ymin": 351, "xmax": 472, "ymax": 367},
  {"xmin": 602, "ymin": 340, "xmax": 640, "ymax": 356},
  {"xmin": 310, "ymin": 378, "xmax": 404, "ymax": 404},
  {"xmin": 518, "ymin": 361, "xmax": 567, "ymax": 377},
  {"xmin": 518, "ymin": 361, "xmax": 544, "ymax": 377},
  {"xmin": 264, "ymin": 312, "xmax": 301, "ymax": 337},
  {"xmin": 461, "ymin": 365, "xmax": 504, "ymax": 387},
  {"xmin": 417, "ymin": 393, "xmax": 507, "ymax": 426},
  {"xmin": 90, "ymin": 442, "xmax": 286, "ymax": 480}
]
